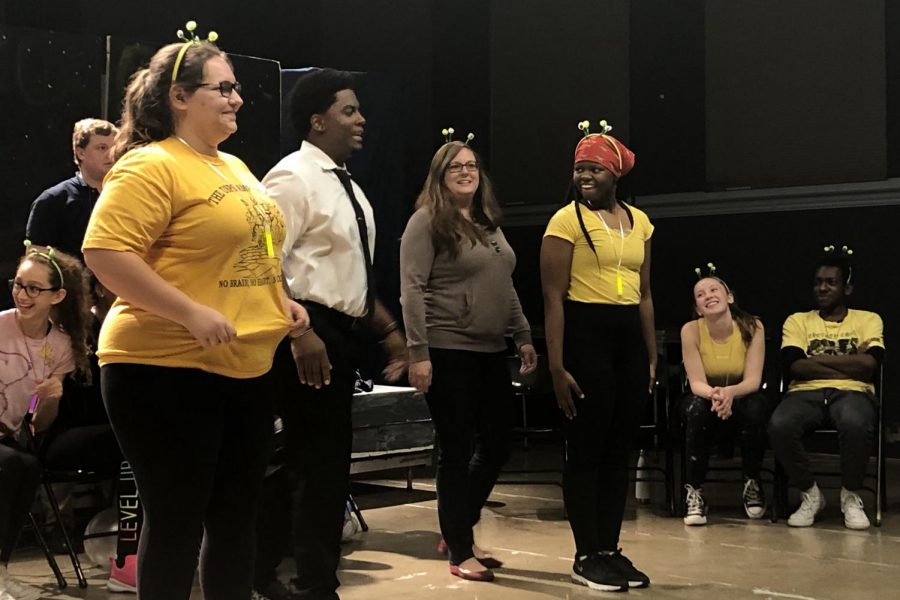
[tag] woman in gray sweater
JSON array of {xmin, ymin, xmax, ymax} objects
[{"xmin": 400, "ymin": 138, "xmax": 536, "ymax": 582}]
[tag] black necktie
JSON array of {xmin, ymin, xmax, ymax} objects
[{"xmin": 333, "ymin": 168, "xmax": 375, "ymax": 318}]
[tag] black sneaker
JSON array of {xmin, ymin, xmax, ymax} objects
[
  {"xmin": 571, "ymin": 553, "xmax": 628, "ymax": 592},
  {"xmin": 742, "ymin": 477, "xmax": 767, "ymax": 519},
  {"xmin": 608, "ymin": 549, "xmax": 650, "ymax": 588}
]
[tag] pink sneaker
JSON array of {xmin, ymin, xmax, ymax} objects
[{"xmin": 107, "ymin": 555, "xmax": 137, "ymax": 593}]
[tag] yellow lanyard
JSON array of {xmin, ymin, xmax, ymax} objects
[
  {"xmin": 596, "ymin": 211, "xmax": 625, "ymax": 297},
  {"xmin": 254, "ymin": 204, "xmax": 275, "ymax": 258}
]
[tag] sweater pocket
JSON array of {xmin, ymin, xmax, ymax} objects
[{"xmin": 427, "ymin": 289, "xmax": 474, "ymax": 329}]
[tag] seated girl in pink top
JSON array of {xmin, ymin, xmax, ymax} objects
[{"xmin": 0, "ymin": 243, "xmax": 90, "ymax": 599}]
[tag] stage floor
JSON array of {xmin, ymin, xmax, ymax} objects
[{"xmin": 8, "ymin": 445, "xmax": 900, "ymax": 599}]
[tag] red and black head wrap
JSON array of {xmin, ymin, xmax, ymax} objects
[{"xmin": 574, "ymin": 134, "xmax": 635, "ymax": 178}]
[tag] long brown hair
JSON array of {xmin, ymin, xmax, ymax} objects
[
  {"xmin": 691, "ymin": 276, "xmax": 759, "ymax": 347},
  {"xmin": 112, "ymin": 41, "xmax": 229, "ymax": 160},
  {"xmin": 414, "ymin": 141, "xmax": 502, "ymax": 259},
  {"xmin": 18, "ymin": 249, "xmax": 92, "ymax": 380}
]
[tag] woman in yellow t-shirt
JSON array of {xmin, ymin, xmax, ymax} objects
[
  {"xmin": 83, "ymin": 33, "xmax": 307, "ymax": 600},
  {"xmin": 680, "ymin": 272, "xmax": 770, "ymax": 526},
  {"xmin": 540, "ymin": 124, "xmax": 655, "ymax": 592}
]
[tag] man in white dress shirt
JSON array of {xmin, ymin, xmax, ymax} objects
[{"xmin": 261, "ymin": 68, "xmax": 407, "ymax": 600}]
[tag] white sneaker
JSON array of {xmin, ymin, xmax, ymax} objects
[
  {"xmin": 787, "ymin": 482, "xmax": 825, "ymax": 527},
  {"xmin": 840, "ymin": 488, "xmax": 871, "ymax": 530},
  {"xmin": 0, "ymin": 568, "xmax": 42, "ymax": 600},
  {"xmin": 683, "ymin": 484, "xmax": 708, "ymax": 525}
]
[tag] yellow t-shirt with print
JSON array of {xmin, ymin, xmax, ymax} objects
[
  {"xmin": 543, "ymin": 202, "xmax": 653, "ymax": 305},
  {"xmin": 83, "ymin": 137, "xmax": 290, "ymax": 378},
  {"xmin": 782, "ymin": 309, "xmax": 884, "ymax": 395}
]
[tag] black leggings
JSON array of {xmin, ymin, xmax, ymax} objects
[
  {"xmin": 681, "ymin": 392, "xmax": 772, "ymax": 488},
  {"xmin": 425, "ymin": 348, "xmax": 513, "ymax": 565},
  {"xmin": 102, "ymin": 364, "xmax": 274, "ymax": 600},
  {"xmin": 562, "ymin": 302, "xmax": 648, "ymax": 555},
  {"xmin": 0, "ymin": 438, "xmax": 42, "ymax": 564}
]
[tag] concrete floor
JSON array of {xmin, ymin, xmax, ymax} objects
[{"xmin": 8, "ymin": 448, "xmax": 900, "ymax": 599}]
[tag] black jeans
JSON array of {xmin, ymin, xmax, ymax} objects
[
  {"xmin": 425, "ymin": 348, "xmax": 513, "ymax": 565},
  {"xmin": 274, "ymin": 304, "xmax": 366, "ymax": 600},
  {"xmin": 102, "ymin": 364, "xmax": 274, "ymax": 600},
  {"xmin": 562, "ymin": 302, "xmax": 648, "ymax": 555},
  {"xmin": 681, "ymin": 392, "xmax": 772, "ymax": 488},
  {"xmin": 768, "ymin": 389, "xmax": 876, "ymax": 491},
  {"xmin": 0, "ymin": 437, "xmax": 42, "ymax": 563}
]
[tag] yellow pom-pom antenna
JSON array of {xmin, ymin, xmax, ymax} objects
[{"xmin": 172, "ymin": 20, "xmax": 221, "ymax": 82}]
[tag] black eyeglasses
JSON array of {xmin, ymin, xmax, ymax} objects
[
  {"xmin": 9, "ymin": 278, "xmax": 59, "ymax": 299},
  {"xmin": 196, "ymin": 80, "xmax": 242, "ymax": 97},
  {"xmin": 447, "ymin": 161, "xmax": 479, "ymax": 174}
]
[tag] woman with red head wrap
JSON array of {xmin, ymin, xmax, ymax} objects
[{"xmin": 540, "ymin": 122, "xmax": 656, "ymax": 592}]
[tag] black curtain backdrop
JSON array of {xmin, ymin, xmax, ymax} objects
[
  {"xmin": 705, "ymin": 0, "xmax": 886, "ymax": 189},
  {"xmin": 0, "ymin": 25, "xmax": 104, "ymax": 309}
]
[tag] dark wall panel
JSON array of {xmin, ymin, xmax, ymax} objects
[
  {"xmin": 629, "ymin": 0, "xmax": 705, "ymax": 196},
  {"xmin": 706, "ymin": 0, "xmax": 886, "ymax": 189},
  {"xmin": 886, "ymin": 0, "xmax": 900, "ymax": 177},
  {"xmin": 490, "ymin": 0, "xmax": 630, "ymax": 208},
  {"xmin": 0, "ymin": 25, "xmax": 103, "ymax": 302}
]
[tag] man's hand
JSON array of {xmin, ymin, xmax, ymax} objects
[
  {"xmin": 381, "ymin": 330, "xmax": 408, "ymax": 383},
  {"xmin": 291, "ymin": 330, "xmax": 332, "ymax": 388}
]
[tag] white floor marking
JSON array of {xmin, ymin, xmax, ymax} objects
[
  {"xmin": 394, "ymin": 572, "xmax": 427, "ymax": 581},
  {"xmin": 752, "ymin": 588, "xmax": 819, "ymax": 600}
]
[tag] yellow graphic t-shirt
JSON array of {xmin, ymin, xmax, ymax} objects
[
  {"xmin": 782, "ymin": 309, "xmax": 884, "ymax": 395},
  {"xmin": 543, "ymin": 202, "xmax": 653, "ymax": 305},
  {"xmin": 83, "ymin": 137, "xmax": 290, "ymax": 378}
]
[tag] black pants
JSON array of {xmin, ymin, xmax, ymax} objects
[
  {"xmin": 562, "ymin": 302, "xmax": 648, "ymax": 555},
  {"xmin": 681, "ymin": 392, "xmax": 772, "ymax": 488},
  {"xmin": 274, "ymin": 304, "xmax": 366, "ymax": 600},
  {"xmin": 768, "ymin": 389, "xmax": 876, "ymax": 491},
  {"xmin": 102, "ymin": 364, "xmax": 274, "ymax": 600},
  {"xmin": 425, "ymin": 348, "xmax": 512, "ymax": 565},
  {"xmin": 0, "ymin": 437, "xmax": 42, "ymax": 563}
]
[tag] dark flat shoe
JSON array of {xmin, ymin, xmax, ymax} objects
[{"xmin": 477, "ymin": 556, "xmax": 504, "ymax": 569}]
